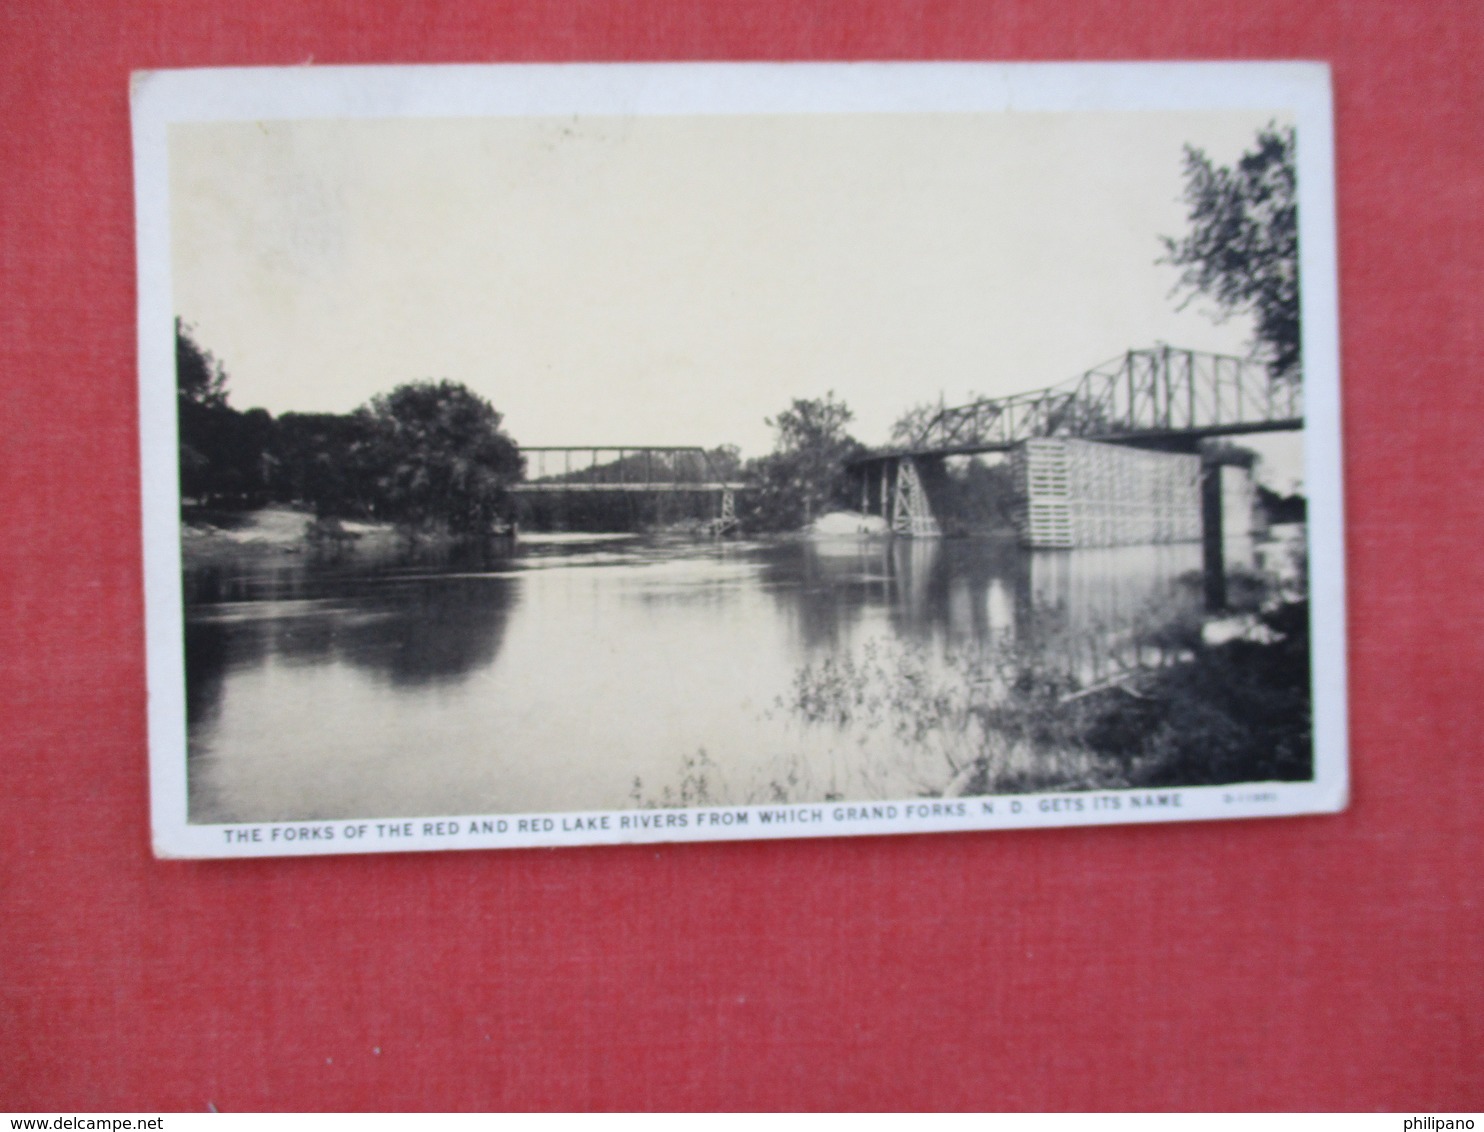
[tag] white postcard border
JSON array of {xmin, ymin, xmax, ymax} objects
[{"xmin": 133, "ymin": 61, "xmax": 1346, "ymax": 860}]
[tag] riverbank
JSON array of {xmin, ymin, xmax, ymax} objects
[
  {"xmin": 181, "ymin": 505, "xmax": 735, "ymax": 566},
  {"xmin": 781, "ymin": 585, "xmax": 1312, "ymax": 798},
  {"xmin": 181, "ymin": 506, "xmax": 404, "ymax": 565}
]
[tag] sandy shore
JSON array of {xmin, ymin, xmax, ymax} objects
[{"xmin": 180, "ymin": 506, "xmax": 402, "ymax": 565}]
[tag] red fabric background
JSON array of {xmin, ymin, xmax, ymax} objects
[{"xmin": 2, "ymin": 0, "xmax": 1481, "ymax": 1112}]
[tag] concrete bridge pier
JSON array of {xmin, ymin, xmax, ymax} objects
[
  {"xmin": 1201, "ymin": 462, "xmax": 1226, "ymax": 611},
  {"xmin": 1009, "ymin": 436, "xmax": 1258, "ymax": 612},
  {"xmin": 1197, "ymin": 455, "xmax": 1263, "ymax": 612}
]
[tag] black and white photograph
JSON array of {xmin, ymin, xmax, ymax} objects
[{"xmin": 134, "ymin": 63, "xmax": 1347, "ymax": 856}]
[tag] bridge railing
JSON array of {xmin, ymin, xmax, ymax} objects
[{"xmin": 911, "ymin": 347, "xmax": 1302, "ymax": 453}]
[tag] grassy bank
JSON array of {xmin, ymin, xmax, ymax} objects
[{"xmin": 782, "ymin": 595, "xmax": 1312, "ymax": 798}]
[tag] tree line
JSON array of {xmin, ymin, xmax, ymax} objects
[
  {"xmin": 177, "ymin": 320, "xmax": 524, "ymax": 536},
  {"xmin": 176, "ymin": 322, "xmax": 865, "ymax": 537}
]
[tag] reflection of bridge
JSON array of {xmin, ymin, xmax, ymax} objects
[
  {"xmin": 511, "ymin": 446, "xmax": 744, "ymax": 531},
  {"xmin": 790, "ymin": 536, "xmax": 1215, "ymax": 679}
]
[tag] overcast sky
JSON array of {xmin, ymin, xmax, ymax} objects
[{"xmin": 169, "ymin": 109, "xmax": 1301, "ymax": 486}]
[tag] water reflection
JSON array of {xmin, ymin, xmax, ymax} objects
[
  {"xmin": 757, "ymin": 539, "xmax": 897, "ymax": 652},
  {"xmin": 186, "ymin": 566, "xmax": 518, "ymax": 692},
  {"xmin": 1026, "ymin": 544, "xmax": 1203, "ymax": 634},
  {"xmin": 183, "ymin": 534, "xmax": 1241, "ymax": 821},
  {"xmin": 775, "ymin": 536, "xmax": 1216, "ymax": 655}
]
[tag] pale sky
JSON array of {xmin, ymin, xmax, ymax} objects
[{"xmin": 169, "ymin": 109, "xmax": 1300, "ymax": 484}]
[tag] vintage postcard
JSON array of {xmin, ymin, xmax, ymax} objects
[{"xmin": 133, "ymin": 62, "xmax": 1347, "ymax": 858}]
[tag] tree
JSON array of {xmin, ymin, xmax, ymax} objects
[
  {"xmin": 176, "ymin": 319, "xmax": 229, "ymax": 408},
  {"xmin": 744, "ymin": 393, "xmax": 864, "ymax": 530},
  {"xmin": 889, "ymin": 400, "xmax": 942, "ymax": 448},
  {"xmin": 271, "ymin": 411, "xmax": 384, "ymax": 518},
  {"xmin": 1163, "ymin": 125, "xmax": 1300, "ymax": 384},
  {"xmin": 705, "ymin": 444, "xmax": 743, "ymax": 484},
  {"xmin": 931, "ymin": 456, "xmax": 1020, "ymax": 535},
  {"xmin": 364, "ymin": 381, "xmax": 524, "ymax": 536},
  {"xmin": 176, "ymin": 320, "xmax": 273, "ymax": 505}
]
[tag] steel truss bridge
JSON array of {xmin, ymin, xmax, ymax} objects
[
  {"xmin": 510, "ymin": 446, "xmax": 744, "ymax": 532},
  {"xmin": 854, "ymin": 346, "xmax": 1304, "ymax": 540},
  {"xmin": 894, "ymin": 346, "xmax": 1302, "ymax": 458}
]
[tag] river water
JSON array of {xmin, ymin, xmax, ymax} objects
[{"xmin": 184, "ymin": 533, "xmax": 1253, "ymax": 823}]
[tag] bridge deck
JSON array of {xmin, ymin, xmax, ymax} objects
[{"xmin": 855, "ymin": 418, "xmax": 1305, "ymax": 464}]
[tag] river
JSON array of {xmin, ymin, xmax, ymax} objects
[{"xmin": 183, "ymin": 532, "xmax": 1260, "ymax": 823}]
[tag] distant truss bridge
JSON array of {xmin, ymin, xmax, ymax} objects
[
  {"xmin": 510, "ymin": 446, "xmax": 743, "ymax": 533},
  {"xmin": 510, "ymin": 447, "xmax": 745, "ymax": 494}
]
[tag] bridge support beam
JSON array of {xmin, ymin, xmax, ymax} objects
[
  {"xmin": 710, "ymin": 489, "xmax": 738, "ymax": 537},
  {"xmin": 890, "ymin": 457, "xmax": 941, "ymax": 538},
  {"xmin": 1201, "ymin": 464, "xmax": 1226, "ymax": 611}
]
